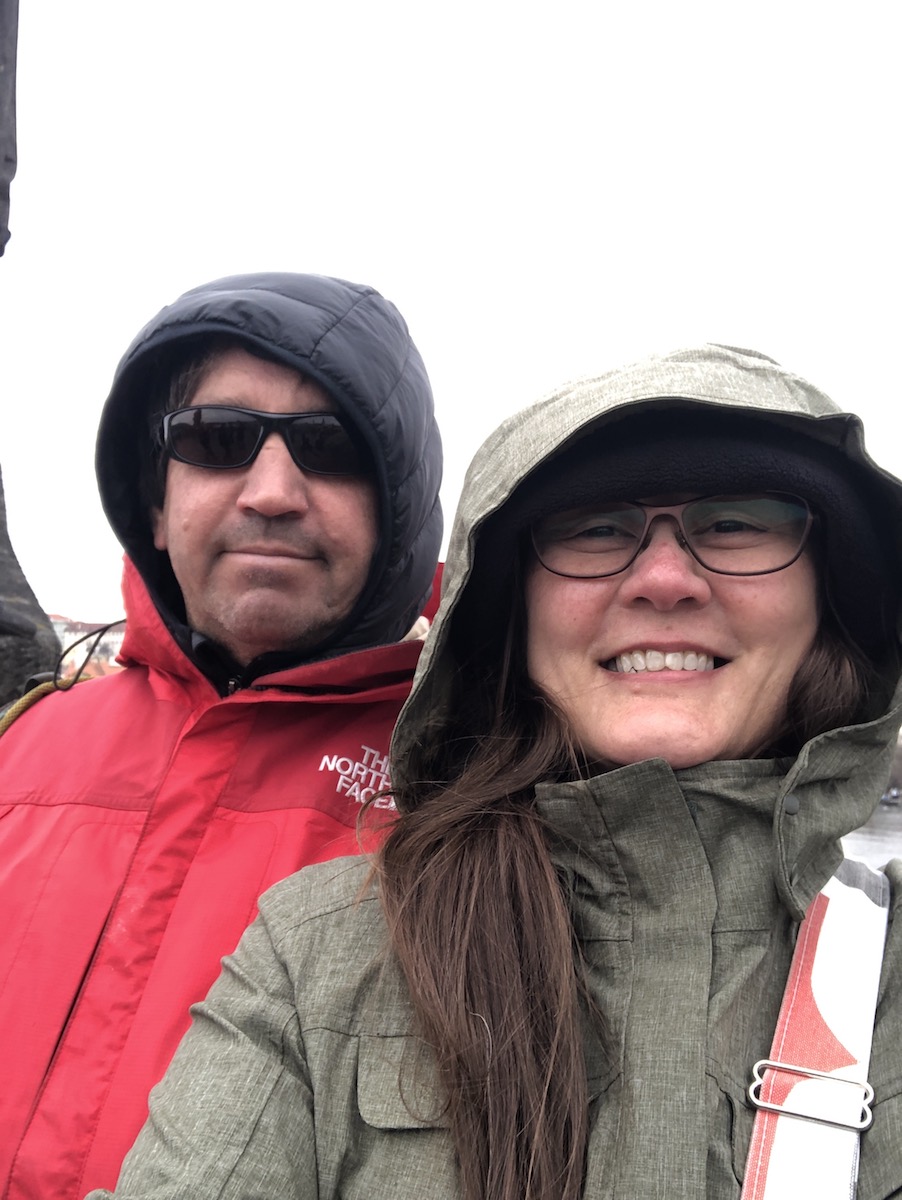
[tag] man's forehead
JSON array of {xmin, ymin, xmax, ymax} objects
[{"xmin": 188, "ymin": 345, "xmax": 336, "ymax": 414}]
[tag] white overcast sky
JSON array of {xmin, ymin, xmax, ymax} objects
[{"xmin": 0, "ymin": 1, "xmax": 900, "ymax": 620}]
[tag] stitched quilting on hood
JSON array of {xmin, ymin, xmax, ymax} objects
[
  {"xmin": 392, "ymin": 344, "xmax": 902, "ymax": 787},
  {"xmin": 95, "ymin": 273, "xmax": 442, "ymax": 667}
]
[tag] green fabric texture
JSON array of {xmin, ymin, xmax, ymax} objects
[
  {"xmin": 391, "ymin": 343, "xmax": 902, "ymax": 787},
  {"xmin": 91, "ymin": 345, "xmax": 902, "ymax": 1197},
  {"xmin": 96, "ymin": 725, "xmax": 902, "ymax": 1197}
]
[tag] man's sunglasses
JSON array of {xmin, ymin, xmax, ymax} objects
[{"xmin": 161, "ymin": 405, "xmax": 368, "ymax": 476}]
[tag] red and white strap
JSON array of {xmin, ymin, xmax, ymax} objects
[{"xmin": 741, "ymin": 858, "xmax": 889, "ymax": 1199}]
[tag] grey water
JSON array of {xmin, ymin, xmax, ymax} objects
[{"xmin": 843, "ymin": 799, "xmax": 902, "ymax": 869}]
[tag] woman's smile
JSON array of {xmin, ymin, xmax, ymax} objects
[
  {"xmin": 603, "ymin": 648, "xmax": 726, "ymax": 672},
  {"xmin": 526, "ymin": 515, "xmax": 819, "ymax": 768}
]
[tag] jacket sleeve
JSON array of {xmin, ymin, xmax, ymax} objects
[{"xmin": 86, "ymin": 907, "xmax": 316, "ymax": 1200}]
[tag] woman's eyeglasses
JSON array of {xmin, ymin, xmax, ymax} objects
[
  {"xmin": 531, "ymin": 494, "xmax": 814, "ymax": 579},
  {"xmin": 161, "ymin": 405, "xmax": 367, "ymax": 477}
]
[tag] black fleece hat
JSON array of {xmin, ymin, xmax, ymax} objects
[{"xmin": 468, "ymin": 408, "xmax": 899, "ymax": 660}]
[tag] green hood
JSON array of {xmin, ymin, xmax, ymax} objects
[{"xmin": 393, "ymin": 345, "xmax": 902, "ymax": 796}]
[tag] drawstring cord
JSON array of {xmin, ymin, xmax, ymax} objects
[{"xmin": 0, "ymin": 619, "xmax": 125, "ymax": 736}]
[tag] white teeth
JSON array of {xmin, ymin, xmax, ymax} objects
[{"xmin": 606, "ymin": 650, "xmax": 720, "ymax": 673}]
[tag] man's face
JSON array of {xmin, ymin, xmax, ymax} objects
[{"xmin": 152, "ymin": 347, "xmax": 378, "ymax": 665}]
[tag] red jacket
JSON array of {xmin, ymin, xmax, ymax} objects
[{"xmin": 0, "ymin": 561, "xmax": 422, "ymax": 1198}]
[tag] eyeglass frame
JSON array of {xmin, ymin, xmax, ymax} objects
[
  {"xmin": 530, "ymin": 493, "xmax": 816, "ymax": 580},
  {"xmin": 160, "ymin": 405, "xmax": 368, "ymax": 477}
]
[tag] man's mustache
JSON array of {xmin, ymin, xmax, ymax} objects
[{"xmin": 219, "ymin": 516, "xmax": 322, "ymax": 559}]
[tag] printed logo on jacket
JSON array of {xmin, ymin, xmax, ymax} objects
[{"xmin": 319, "ymin": 743, "xmax": 395, "ymax": 808}]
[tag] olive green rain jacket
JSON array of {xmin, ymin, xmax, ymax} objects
[{"xmin": 94, "ymin": 347, "xmax": 902, "ymax": 1199}]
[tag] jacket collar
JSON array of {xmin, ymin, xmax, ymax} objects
[
  {"xmin": 535, "ymin": 687, "xmax": 902, "ymax": 927},
  {"xmin": 116, "ymin": 556, "xmax": 423, "ymax": 699}
]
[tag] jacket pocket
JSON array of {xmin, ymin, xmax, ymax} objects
[
  {"xmin": 338, "ymin": 1036, "xmax": 457, "ymax": 1200},
  {"xmin": 356, "ymin": 1034, "xmax": 447, "ymax": 1130}
]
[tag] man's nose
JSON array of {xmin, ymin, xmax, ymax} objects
[{"xmin": 236, "ymin": 431, "xmax": 310, "ymax": 516}]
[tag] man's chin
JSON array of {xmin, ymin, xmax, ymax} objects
[{"xmin": 210, "ymin": 604, "xmax": 352, "ymax": 667}]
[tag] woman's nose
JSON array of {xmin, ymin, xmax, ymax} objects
[{"xmin": 617, "ymin": 518, "xmax": 712, "ymax": 607}]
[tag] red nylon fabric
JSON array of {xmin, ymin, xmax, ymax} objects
[{"xmin": 0, "ymin": 558, "xmax": 422, "ymax": 1199}]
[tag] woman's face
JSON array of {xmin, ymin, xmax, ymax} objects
[{"xmin": 525, "ymin": 502, "xmax": 820, "ymax": 769}]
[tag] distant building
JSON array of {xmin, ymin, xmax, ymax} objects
[{"xmin": 48, "ymin": 616, "xmax": 125, "ymax": 679}]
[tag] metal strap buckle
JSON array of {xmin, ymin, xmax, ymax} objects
[{"xmin": 748, "ymin": 1058, "xmax": 874, "ymax": 1131}]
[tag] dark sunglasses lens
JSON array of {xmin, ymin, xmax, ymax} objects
[
  {"xmin": 167, "ymin": 409, "xmax": 260, "ymax": 467},
  {"xmin": 286, "ymin": 416, "xmax": 364, "ymax": 475}
]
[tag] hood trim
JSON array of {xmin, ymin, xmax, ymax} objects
[{"xmin": 95, "ymin": 272, "xmax": 442, "ymax": 673}]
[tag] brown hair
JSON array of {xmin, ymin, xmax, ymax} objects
[
  {"xmin": 378, "ymin": 609, "xmax": 592, "ymax": 1200},
  {"xmin": 373, "ymin": 555, "xmax": 888, "ymax": 1200},
  {"xmin": 777, "ymin": 617, "xmax": 888, "ymax": 752}
]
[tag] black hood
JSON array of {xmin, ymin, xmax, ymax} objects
[{"xmin": 96, "ymin": 272, "xmax": 442, "ymax": 671}]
